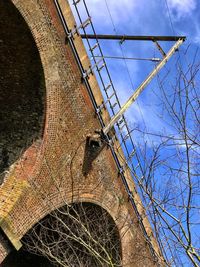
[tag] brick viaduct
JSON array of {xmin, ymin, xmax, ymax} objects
[{"xmin": 0, "ymin": 0, "xmax": 163, "ymax": 266}]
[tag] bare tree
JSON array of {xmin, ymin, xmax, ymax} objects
[
  {"xmin": 120, "ymin": 48, "xmax": 200, "ymax": 266},
  {"xmin": 23, "ymin": 202, "xmax": 122, "ymax": 267}
]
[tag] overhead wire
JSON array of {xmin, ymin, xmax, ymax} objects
[
  {"xmin": 156, "ymin": 2, "xmax": 190, "ymax": 266},
  {"xmin": 103, "ymin": 0, "xmax": 152, "ymax": 197},
  {"xmin": 72, "ymin": 0, "xmax": 163, "ymax": 263},
  {"xmin": 104, "ymin": 0, "xmax": 155, "ymax": 147},
  {"xmin": 103, "ymin": 1, "xmax": 186, "ymax": 265},
  {"xmin": 164, "ymin": 0, "xmax": 183, "ymax": 64},
  {"xmin": 70, "ymin": 0, "xmax": 183, "ymax": 264},
  {"xmin": 164, "ymin": 0, "xmax": 176, "ymax": 35},
  {"xmin": 103, "ymin": 1, "xmax": 172, "ymax": 263}
]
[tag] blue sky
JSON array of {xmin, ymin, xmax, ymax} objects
[
  {"xmin": 83, "ymin": 0, "xmax": 200, "ymax": 38},
  {"xmin": 70, "ymin": 1, "xmax": 200, "ymax": 266},
  {"xmin": 70, "ymin": 0, "xmax": 200, "ymax": 142}
]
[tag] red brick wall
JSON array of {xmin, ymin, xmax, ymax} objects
[{"xmin": 0, "ymin": 0, "xmax": 162, "ymax": 266}]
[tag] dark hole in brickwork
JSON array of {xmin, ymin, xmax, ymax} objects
[
  {"xmin": 89, "ymin": 140, "xmax": 101, "ymax": 148},
  {"xmin": 1, "ymin": 249, "xmax": 55, "ymax": 267},
  {"xmin": 21, "ymin": 202, "xmax": 122, "ymax": 266},
  {"xmin": 0, "ymin": 0, "xmax": 45, "ymax": 184},
  {"xmin": 82, "ymin": 136, "xmax": 105, "ymax": 176},
  {"xmin": 0, "ymin": 229, "xmax": 13, "ymax": 255}
]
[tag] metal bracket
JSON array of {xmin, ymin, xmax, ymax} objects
[
  {"xmin": 154, "ymin": 40, "xmax": 166, "ymax": 57},
  {"xmin": 82, "ymin": 58, "xmax": 104, "ymax": 79},
  {"xmin": 68, "ymin": 17, "xmax": 91, "ymax": 39},
  {"xmin": 102, "ymin": 38, "xmax": 185, "ymax": 135},
  {"xmin": 82, "ymin": 66, "xmax": 93, "ymax": 79},
  {"xmin": 98, "ymin": 92, "xmax": 115, "ymax": 110},
  {"xmin": 73, "ymin": 0, "xmax": 81, "ymax": 5},
  {"xmin": 119, "ymin": 166, "xmax": 125, "ymax": 175},
  {"xmin": 119, "ymin": 35, "xmax": 126, "ymax": 45}
]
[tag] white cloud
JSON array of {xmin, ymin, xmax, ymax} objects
[
  {"xmin": 69, "ymin": 0, "xmax": 198, "ymax": 145},
  {"xmin": 71, "ymin": 0, "xmax": 158, "ymax": 34},
  {"xmin": 167, "ymin": 0, "xmax": 197, "ymax": 18},
  {"xmin": 193, "ymin": 21, "xmax": 200, "ymax": 44},
  {"xmin": 84, "ymin": 0, "xmax": 139, "ymax": 23}
]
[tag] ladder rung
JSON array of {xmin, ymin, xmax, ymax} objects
[
  {"xmin": 82, "ymin": 18, "xmax": 91, "ymax": 29},
  {"xmin": 90, "ymin": 43, "xmax": 99, "ymax": 51},
  {"xmin": 111, "ymin": 102, "xmax": 118, "ymax": 108},
  {"xmin": 123, "ymin": 133, "xmax": 130, "ymax": 141},
  {"xmin": 107, "ymin": 92, "xmax": 115, "ymax": 100},
  {"xmin": 73, "ymin": 0, "xmax": 81, "ymax": 5},
  {"xmin": 135, "ymin": 163, "xmax": 140, "ymax": 170},
  {"xmin": 98, "ymin": 63, "xmax": 105, "ymax": 71},
  {"xmin": 70, "ymin": 18, "xmax": 91, "ymax": 37},
  {"xmin": 91, "ymin": 58, "xmax": 103, "ymax": 71},
  {"xmin": 128, "ymin": 149, "xmax": 136, "ymax": 159},
  {"xmin": 105, "ymin": 84, "xmax": 111, "ymax": 91},
  {"xmin": 83, "ymin": 58, "xmax": 104, "ymax": 78},
  {"xmin": 98, "ymin": 93, "xmax": 115, "ymax": 110}
]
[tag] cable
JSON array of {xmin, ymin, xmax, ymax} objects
[
  {"xmin": 164, "ymin": 0, "xmax": 183, "ymax": 62},
  {"xmin": 164, "ymin": 0, "xmax": 176, "ymax": 36},
  {"xmin": 102, "ymin": 3, "xmax": 188, "ymax": 266},
  {"xmin": 104, "ymin": 0, "xmax": 153, "ymax": 145},
  {"xmin": 103, "ymin": 0, "xmax": 156, "ymax": 200},
  {"xmin": 70, "ymin": 1, "xmax": 171, "ymax": 264}
]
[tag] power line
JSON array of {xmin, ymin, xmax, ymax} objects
[
  {"xmin": 103, "ymin": 0, "xmax": 154, "ymax": 161},
  {"xmin": 164, "ymin": 0, "xmax": 176, "ymax": 35}
]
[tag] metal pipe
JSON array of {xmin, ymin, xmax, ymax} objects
[
  {"xmin": 94, "ymin": 55, "xmax": 161, "ymax": 62},
  {"xmin": 103, "ymin": 38, "xmax": 185, "ymax": 135},
  {"xmin": 81, "ymin": 34, "xmax": 186, "ymax": 42}
]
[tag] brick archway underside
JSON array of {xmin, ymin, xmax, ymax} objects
[
  {"xmin": 0, "ymin": 0, "xmax": 160, "ymax": 266},
  {"xmin": 0, "ymin": 0, "xmax": 45, "ymax": 185},
  {"xmin": 2, "ymin": 202, "xmax": 122, "ymax": 267}
]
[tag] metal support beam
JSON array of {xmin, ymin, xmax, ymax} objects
[
  {"xmin": 102, "ymin": 38, "xmax": 185, "ymax": 135},
  {"xmin": 81, "ymin": 34, "xmax": 186, "ymax": 42},
  {"xmin": 94, "ymin": 55, "xmax": 161, "ymax": 62},
  {"xmin": 69, "ymin": 17, "xmax": 91, "ymax": 38},
  {"xmin": 154, "ymin": 41, "xmax": 166, "ymax": 57}
]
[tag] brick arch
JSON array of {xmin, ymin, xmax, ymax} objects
[
  {"xmin": 0, "ymin": 0, "xmax": 73, "ymax": 261},
  {"xmin": 0, "ymin": 1, "xmax": 161, "ymax": 266},
  {"xmin": 22, "ymin": 201, "xmax": 122, "ymax": 266},
  {"xmin": 0, "ymin": 0, "xmax": 47, "ymax": 185},
  {"xmin": 3, "ymin": 0, "xmax": 92, "ymax": 183},
  {"xmin": 14, "ymin": 189, "xmax": 123, "ymax": 239},
  {"xmin": 0, "ymin": 0, "xmax": 74, "ymax": 185},
  {"xmin": 2, "ymin": 200, "xmax": 123, "ymax": 266},
  {"xmin": 8, "ymin": 0, "xmax": 62, "ymax": 165},
  {"xmin": 6, "ymin": 183, "xmax": 139, "ymax": 266}
]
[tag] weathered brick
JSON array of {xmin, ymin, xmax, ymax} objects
[{"xmin": 0, "ymin": 0, "xmax": 163, "ymax": 266}]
